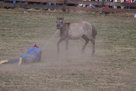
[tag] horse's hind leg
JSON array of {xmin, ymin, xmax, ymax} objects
[
  {"xmin": 82, "ymin": 36, "xmax": 89, "ymax": 53},
  {"xmin": 90, "ymin": 38, "xmax": 95, "ymax": 55},
  {"xmin": 65, "ymin": 39, "xmax": 69, "ymax": 55},
  {"xmin": 82, "ymin": 40, "xmax": 89, "ymax": 53}
]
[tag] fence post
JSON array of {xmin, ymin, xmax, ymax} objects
[
  {"xmin": 62, "ymin": 0, "xmax": 66, "ymax": 11},
  {"xmin": 101, "ymin": 0, "xmax": 105, "ymax": 13},
  {"xmin": 24, "ymin": 0, "xmax": 28, "ymax": 13}
]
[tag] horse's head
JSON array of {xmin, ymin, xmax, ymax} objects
[{"xmin": 56, "ymin": 17, "xmax": 64, "ymax": 29}]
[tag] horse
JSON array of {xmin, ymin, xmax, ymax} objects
[{"xmin": 56, "ymin": 17, "xmax": 97, "ymax": 55}]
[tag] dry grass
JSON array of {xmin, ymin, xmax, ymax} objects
[{"xmin": 0, "ymin": 8, "xmax": 136, "ymax": 91}]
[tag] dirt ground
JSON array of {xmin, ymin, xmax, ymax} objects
[
  {"xmin": 0, "ymin": 38, "xmax": 107, "ymax": 91},
  {"xmin": 0, "ymin": 8, "xmax": 136, "ymax": 91}
]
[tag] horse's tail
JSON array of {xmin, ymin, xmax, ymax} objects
[{"xmin": 92, "ymin": 25, "xmax": 97, "ymax": 39}]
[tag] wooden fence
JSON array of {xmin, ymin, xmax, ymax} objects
[{"xmin": 0, "ymin": 0, "xmax": 136, "ymax": 13}]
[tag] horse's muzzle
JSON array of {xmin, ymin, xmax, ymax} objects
[{"xmin": 57, "ymin": 25, "xmax": 60, "ymax": 29}]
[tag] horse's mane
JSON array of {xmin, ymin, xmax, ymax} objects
[
  {"xmin": 63, "ymin": 22, "xmax": 70, "ymax": 29},
  {"xmin": 65, "ymin": 22, "xmax": 70, "ymax": 26}
]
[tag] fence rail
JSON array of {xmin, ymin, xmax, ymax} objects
[{"xmin": 0, "ymin": 0, "xmax": 136, "ymax": 13}]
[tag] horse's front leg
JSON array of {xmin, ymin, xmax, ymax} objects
[
  {"xmin": 57, "ymin": 38, "xmax": 64, "ymax": 54},
  {"xmin": 65, "ymin": 39, "xmax": 69, "ymax": 55},
  {"xmin": 90, "ymin": 38, "xmax": 95, "ymax": 56}
]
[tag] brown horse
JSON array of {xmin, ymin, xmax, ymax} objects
[{"xmin": 56, "ymin": 17, "xmax": 97, "ymax": 55}]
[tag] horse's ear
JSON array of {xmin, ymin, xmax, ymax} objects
[{"xmin": 57, "ymin": 17, "xmax": 64, "ymax": 20}]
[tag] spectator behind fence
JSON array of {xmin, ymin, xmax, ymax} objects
[
  {"xmin": 121, "ymin": 0, "xmax": 125, "ymax": 9},
  {"xmin": 46, "ymin": 3, "xmax": 57, "ymax": 5},
  {"xmin": 13, "ymin": 1, "xmax": 22, "ymax": 4},
  {"xmin": 46, "ymin": 2, "xmax": 57, "ymax": 10},
  {"xmin": 126, "ymin": 0, "xmax": 132, "ymax": 9},
  {"xmin": 109, "ymin": 0, "xmax": 113, "ymax": 8},
  {"xmin": 133, "ymin": 0, "xmax": 136, "ymax": 3},
  {"xmin": 78, "ymin": 0, "xmax": 96, "ymax": 8},
  {"xmin": 78, "ymin": 0, "xmax": 86, "ymax": 7},
  {"xmin": 133, "ymin": 0, "xmax": 136, "ymax": 9},
  {"xmin": 13, "ymin": 1, "xmax": 16, "ymax": 4},
  {"xmin": 133, "ymin": 0, "xmax": 136, "ymax": 18},
  {"xmin": 113, "ymin": 0, "xmax": 117, "ymax": 9},
  {"xmin": 99, "ymin": 0, "xmax": 102, "ymax": 8},
  {"xmin": 89, "ymin": 0, "xmax": 96, "ymax": 8}
]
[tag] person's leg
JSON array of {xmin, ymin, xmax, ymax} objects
[
  {"xmin": 13, "ymin": 1, "xmax": 16, "ymax": 4},
  {"xmin": 22, "ymin": 54, "xmax": 35, "ymax": 63},
  {"xmin": 19, "ymin": 1, "xmax": 22, "ymax": 4},
  {"xmin": 8, "ymin": 58, "xmax": 20, "ymax": 63}
]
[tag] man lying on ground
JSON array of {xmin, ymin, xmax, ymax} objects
[{"xmin": 0, "ymin": 44, "xmax": 42, "ymax": 65}]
